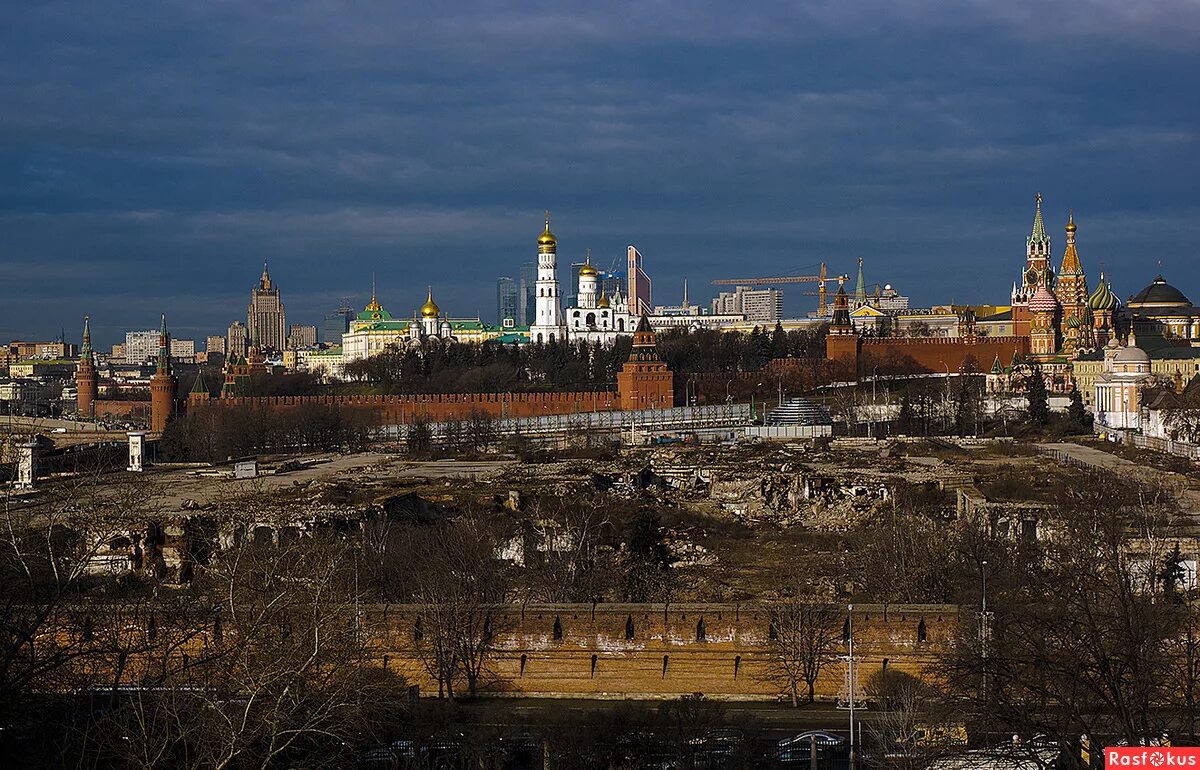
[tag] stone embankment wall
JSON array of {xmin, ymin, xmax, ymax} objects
[{"xmin": 371, "ymin": 602, "xmax": 959, "ymax": 699}]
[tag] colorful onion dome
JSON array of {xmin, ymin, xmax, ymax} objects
[
  {"xmin": 1088, "ymin": 274, "xmax": 1118, "ymax": 311},
  {"xmin": 1029, "ymin": 285, "xmax": 1060, "ymax": 313}
]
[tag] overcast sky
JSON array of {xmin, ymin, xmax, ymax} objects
[{"xmin": 2, "ymin": 1, "xmax": 1198, "ymax": 345}]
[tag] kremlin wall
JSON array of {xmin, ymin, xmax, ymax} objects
[
  {"xmin": 202, "ymin": 390, "xmax": 620, "ymax": 424},
  {"xmin": 70, "ymin": 196, "xmax": 1200, "ymax": 435}
]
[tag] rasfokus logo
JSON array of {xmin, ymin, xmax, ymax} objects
[{"xmin": 1106, "ymin": 748, "xmax": 1200, "ymax": 768}]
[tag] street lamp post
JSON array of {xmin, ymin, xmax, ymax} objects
[
  {"xmin": 848, "ymin": 603, "xmax": 855, "ymax": 765},
  {"xmin": 871, "ymin": 365, "xmax": 879, "ymax": 438}
]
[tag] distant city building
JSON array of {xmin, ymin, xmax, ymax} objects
[
  {"xmin": 169, "ymin": 338, "xmax": 195, "ymax": 360},
  {"xmin": 205, "ymin": 335, "xmax": 227, "ymax": 355},
  {"xmin": 627, "ymin": 246, "xmax": 652, "ymax": 316},
  {"xmin": 125, "ymin": 329, "xmax": 160, "ymax": 365},
  {"xmin": 9, "ymin": 341, "xmax": 78, "ymax": 360},
  {"xmin": 247, "ymin": 261, "xmax": 286, "ymax": 351},
  {"xmin": 110, "ymin": 343, "xmax": 125, "ymax": 360},
  {"xmin": 496, "ymin": 276, "xmax": 517, "ymax": 325},
  {"xmin": 227, "ymin": 321, "xmax": 248, "ymax": 360},
  {"xmin": 287, "ymin": 324, "xmax": 318, "ymax": 349},
  {"xmin": 518, "ymin": 262, "xmax": 537, "ymax": 326},
  {"xmin": 322, "ymin": 303, "xmax": 354, "ymax": 345},
  {"xmin": 711, "ymin": 286, "xmax": 783, "ymax": 323}
]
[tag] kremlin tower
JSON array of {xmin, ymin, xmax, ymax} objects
[
  {"xmin": 149, "ymin": 314, "xmax": 177, "ymax": 432},
  {"xmin": 75, "ymin": 315, "xmax": 97, "ymax": 418},
  {"xmin": 617, "ymin": 315, "xmax": 674, "ymax": 411},
  {"xmin": 1012, "ymin": 193, "xmax": 1054, "ymax": 337},
  {"xmin": 825, "ymin": 279, "xmax": 860, "ymax": 369},
  {"xmin": 529, "ymin": 212, "xmax": 567, "ymax": 344}
]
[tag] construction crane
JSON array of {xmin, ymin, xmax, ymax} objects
[{"xmin": 711, "ymin": 262, "xmax": 849, "ymax": 315}]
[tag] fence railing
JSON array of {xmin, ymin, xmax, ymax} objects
[
  {"xmin": 1129, "ymin": 433, "xmax": 1200, "ymax": 461},
  {"xmin": 375, "ymin": 403, "xmax": 753, "ymax": 441}
]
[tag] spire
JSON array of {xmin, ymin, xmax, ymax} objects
[
  {"xmin": 1028, "ymin": 192, "xmax": 1049, "ymax": 246},
  {"xmin": 190, "ymin": 369, "xmax": 208, "ymax": 395},
  {"xmin": 365, "ymin": 273, "xmax": 383, "ymax": 313},
  {"xmin": 1060, "ymin": 210, "xmax": 1083, "ymax": 275},
  {"xmin": 831, "ymin": 278, "xmax": 851, "ymax": 330},
  {"xmin": 854, "ymin": 256, "xmax": 866, "ymax": 305},
  {"xmin": 682, "ymin": 277, "xmax": 688, "ymax": 308},
  {"xmin": 80, "ymin": 315, "xmax": 93, "ymax": 359},
  {"xmin": 260, "ymin": 260, "xmax": 271, "ymax": 289},
  {"xmin": 156, "ymin": 313, "xmax": 171, "ymax": 373}
]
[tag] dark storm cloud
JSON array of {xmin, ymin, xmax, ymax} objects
[{"xmin": 1, "ymin": 0, "xmax": 1198, "ymax": 343}]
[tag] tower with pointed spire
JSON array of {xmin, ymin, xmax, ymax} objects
[
  {"xmin": 1054, "ymin": 211, "xmax": 1090, "ymax": 355},
  {"xmin": 617, "ymin": 315, "xmax": 674, "ymax": 410},
  {"xmin": 247, "ymin": 260, "xmax": 287, "ymax": 352},
  {"xmin": 1012, "ymin": 193, "xmax": 1054, "ymax": 337},
  {"xmin": 149, "ymin": 314, "xmax": 178, "ymax": 432},
  {"xmin": 75, "ymin": 316, "xmax": 98, "ymax": 418},
  {"xmin": 853, "ymin": 257, "xmax": 866, "ymax": 307},
  {"xmin": 825, "ymin": 279, "xmax": 861, "ymax": 369},
  {"xmin": 530, "ymin": 211, "xmax": 567, "ymax": 344},
  {"xmin": 188, "ymin": 368, "xmax": 211, "ymax": 408}
]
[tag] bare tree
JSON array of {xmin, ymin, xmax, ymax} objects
[
  {"xmin": 406, "ymin": 516, "xmax": 510, "ymax": 698},
  {"xmin": 763, "ymin": 600, "xmax": 843, "ymax": 706},
  {"xmin": 0, "ymin": 469, "xmax": 165, "ymax": 714}
]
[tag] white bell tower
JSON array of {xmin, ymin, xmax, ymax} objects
[{"xmin": 530, "ymin": 211, "xmax": 567, "ymax": 344}]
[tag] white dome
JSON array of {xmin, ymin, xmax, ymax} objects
[{"xmin": 1113, "ymin": 345, "xmax": 1149, "ymax": 365}]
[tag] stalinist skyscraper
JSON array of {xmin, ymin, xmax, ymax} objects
[{"xmin": 247, "ymin": 261, "xmax": 286, "ymax": 352}]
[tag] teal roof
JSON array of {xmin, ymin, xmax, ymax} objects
[{"xmin": 356, "ymin": 308, "xmax": 395, "ymax": 321}]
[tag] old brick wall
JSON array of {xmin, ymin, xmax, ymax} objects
[
  {"xmin": 191, "ymin": 390, "xmax": 619, "ymax": 425},
  {"xmin": 371, "ymin": 602, "xmax": 959, "ymax": 700},
  {"xmin": 859, "ymin": 336, "xmax": 1029, "ymax": 374}
]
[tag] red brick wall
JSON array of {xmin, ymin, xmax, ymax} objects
[
  {"xmin": 93, "ymin": 400, "xmax": 152, "ymax": 420},
  {"xmin": 371, "ymin": 602, "xmax": 958, "ymax": 699},
  {"xmin": 860, "ymin": 336, "xmax": 1028, "ymax": 373},
  {"xmin": 191, "ymin": 390, "xmax": 619, "ymax": 424}
]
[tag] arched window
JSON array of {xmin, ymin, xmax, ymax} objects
[
  {"xmin": 591, "ymin": 654, "xmax": 598, "ymax": 677},
  {"xmin": 413, "ymin": 616, "xmax": 423, "ymax": 642},
  {"xmin": 696, "ymin": 617, "xmax": 706, "ymax": 641},
  {"xmin": 734, "ymin": 655, "xmax": 741, "ymax": 678},
  {"xmin": 619, "ymin": 319, "xmax": 625, "ymax": 332},
  {"xmin": 519, "ymin": 654, "xmax": 527, "ymax": 676},
  {"xmin": 917, "ymin": 617, "xmax": 928, "ymax": 643},
  {"xmin": 625, "ymin": 615, "xmax": 635, "ymax": 640},
  {"xmin": 586, "ymin": 312, "xmax": 596, "ymax": 327},
  {"xmin": 768, "ymin": 617, "xmax": 778, "ymax": 640},
  {"xmin": 483, "ymin": 613, "xmax": 493, "ymax": 641},
  {"xmin": 662, "ymin": 655, "xmax": 669, "ymax": 678},
  {"xmin": 553, "ymin": 615, "xmax": 563, "ymax": 640}
]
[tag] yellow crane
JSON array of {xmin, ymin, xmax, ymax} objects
[{"xmin": 711, "ymin": 262, "xmax": 850, "ymax": 315}]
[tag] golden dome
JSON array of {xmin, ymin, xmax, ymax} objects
[
  {"xmin": 537, "ymin": 211, "xmax": 556, "ymax": 253},
  {"xmin": 1065, "ymin": 210, "xmax": 1076, "ymax": 233},
  {"xmin": 579, "ymin": 254, "xmax": 598, "ymax": 278},
  {"xmin": 597, "ymin": 289, "xmax": 610, "ymax": 308},
  {"xmin": 420, "ymin": 287, "xmax": 440, "ymax": 319}
]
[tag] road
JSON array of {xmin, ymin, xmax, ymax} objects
[{"xmin": 1038, "ymin": 441, "xmax": 1200, "ymax": 515}]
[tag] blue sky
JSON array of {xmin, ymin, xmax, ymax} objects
[{"xmin": 2, "ymin": 1, "xmax": 1198, "ymax": 345}]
